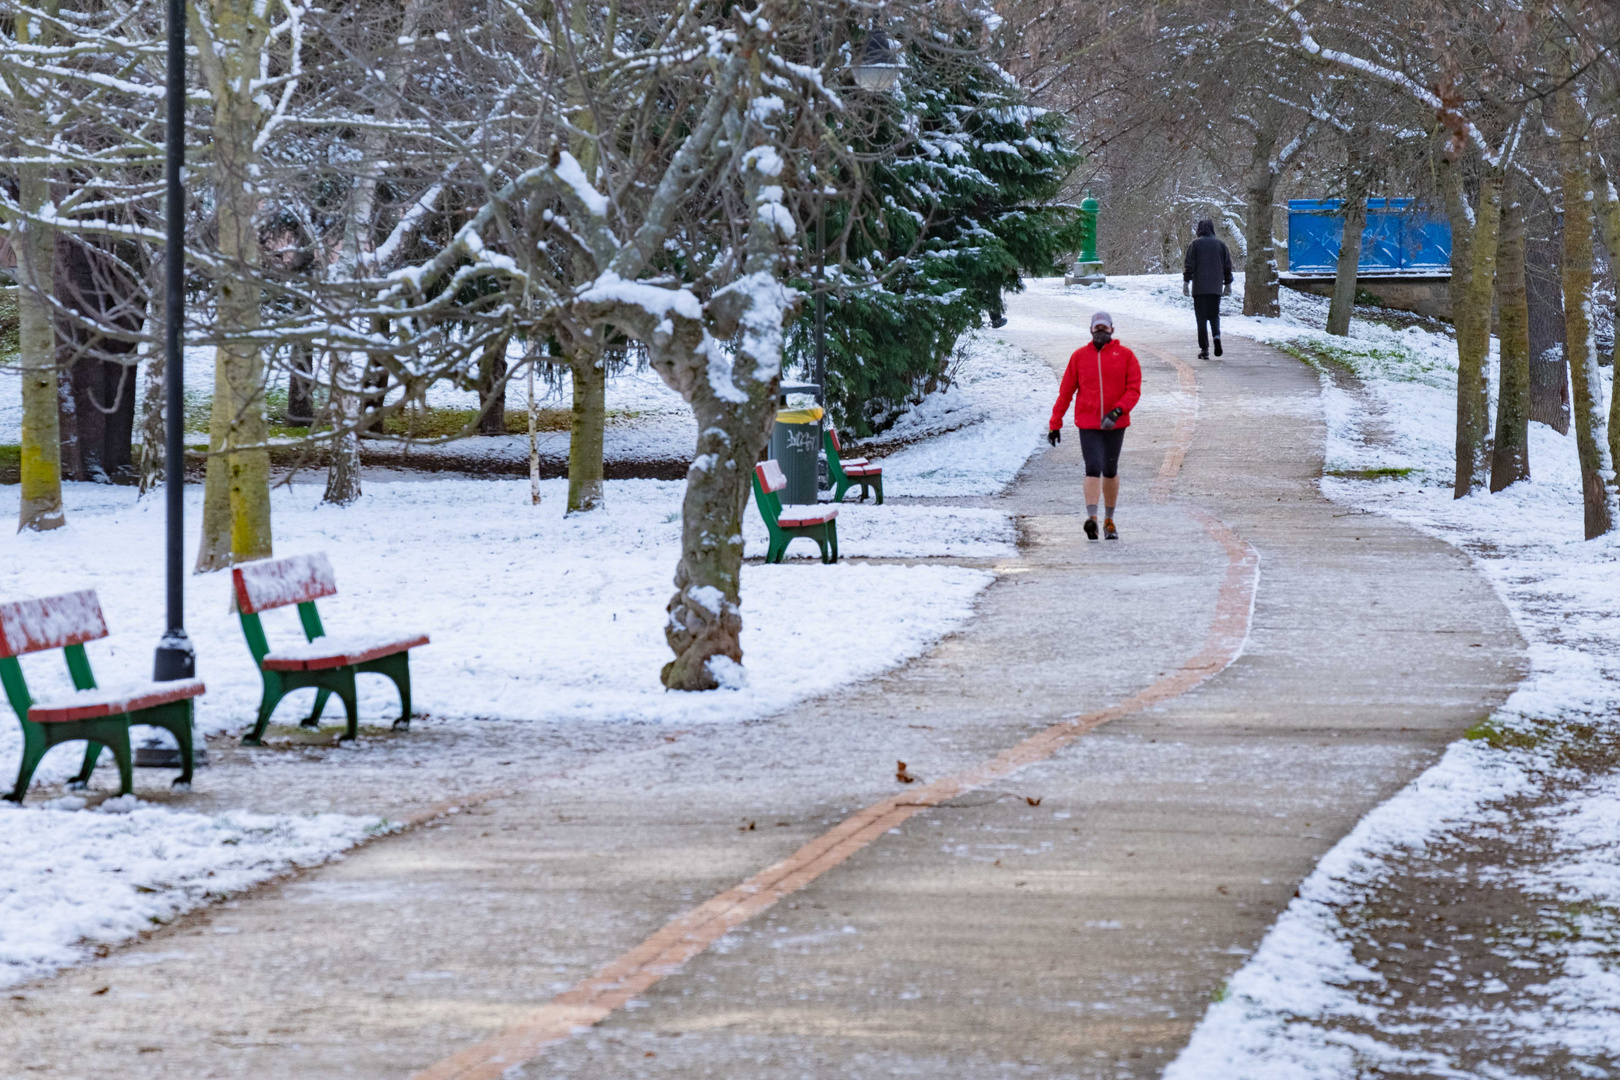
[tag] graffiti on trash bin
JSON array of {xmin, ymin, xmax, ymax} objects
[{"xmin": 784, "ymin": 428, "xmax": 819, "ymax": 452}]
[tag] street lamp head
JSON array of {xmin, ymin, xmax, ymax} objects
[{"xmin": 851, "ymin": 26, "xmax": 902, "ymax": 91}]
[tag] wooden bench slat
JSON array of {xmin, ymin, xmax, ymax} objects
[
  {"xmin": 233, "ymin": 553, "xmax": 339, "ymax": 614},
  {"xmin": 262, "ymin": 633, "xmax": 430, "ymax": 672},
  {"xmin": 28, "ymin": 678, "xmax": 206, "ymax": 724},
  {"xmin": 775, "ymin": 507, "xmax": 838, "ymax": 527},
  {"xmin": 0, "ymin": 590, "xmax": 108, "ymax": 658}
]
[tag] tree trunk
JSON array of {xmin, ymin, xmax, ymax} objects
[
  {"xmin": 1490, "ymin": 189, "xmax": 1530, "ymax": 491},
  {"xmin": 14, "ymin": 167, "xmax": 65, "ymax": 530},
  {"xmin": 1587, "ymin": 154, "xmax": 1620, "ymax": 475},
  {"xmin": 1325, "ymin": 201, "xmax": 1366, "ymax": 336},
  {"xmin": 567, "ymin": 345, "xmax": 606, "ymax": 512},
  {"xmin": 651, "ymin": 132, "xmax": 798, "ymax": 691},
  {"xmin": 1242, "ymin": 125, "xmax": 1280, "ymax": 317},
  {"xmin": 193, "ymin": 0, "xmax": 273, "ymax": 569},
  {"xmin": 323, "ymin": 350, "xmax": 365, "ymax": 505},
  {"xmin": 287, "ymin": 334, "xmax": 315, "ymax": 426},
  {"xmin": 477, "ymin": 333, "xmax": 510, "ymax": 436},
  {"xmin": 1326, "ymin": 142, "xmax": 1372, "ymax": 337},
  {"xmin": 137, "ymin": 257, "xmax": 168, "ymax": 495},
  {"xmin": 1525, "ymin": 210, "xmax": 1569, "ymax": 433},
  {"xmin": 1453, "ymin": 168, "xmax": 1502, "ymax": 498},
  {"xmin": 1555, "ymin": 81, "xmax": 1613, "ymax": 538}
]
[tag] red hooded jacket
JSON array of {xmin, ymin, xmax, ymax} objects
[{"xmin": 1049, "ymin": 340, "xmax": 1143, "ymax": 431}]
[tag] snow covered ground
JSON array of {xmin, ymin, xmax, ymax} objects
[
  {"xmin": 1053, "ymin": 276, "xmax": 1620, "ymax": 1076},
  {"xmin": 860, "ymin": 330, "xmax": 1054, "ymax": 497},
  {"xmin": 0, "ymin": 324, "xmax": 1049, "ymax": 993}
]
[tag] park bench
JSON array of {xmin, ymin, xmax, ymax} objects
[
  {"xmin": 234, "ymin": 553, "xmax": 428, "ymax": 745},
  {"xmin": 753, "ymin": 459, "xmax": 840, "ymax": 563},
  {"xmin": 823, "ymin": 425, "xmax": 883, "ymax": 504},
  {"xmin": 1, "ymin": 590, "xmax": 203, "ymax": 803}
]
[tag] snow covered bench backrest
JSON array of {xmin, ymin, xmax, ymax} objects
[
  {"xmin": 755, "ymin": 460, "xmax": 788, "ymax": 494},
  {"xmin": 232, "ymin": 553, "xmax": 339, "ymax": 615},
  {"xmin": 0, "ymin": 590, "xmax": 108, "ymax": 658}
]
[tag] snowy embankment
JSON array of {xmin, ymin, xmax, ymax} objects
[
  {"xmin": 0, "ymin": 326, "xmax": 1050, "ymax": 991},
  {"xmin": 1053, "ymin": 276, "xmax": 1620, "ymax": 1075}
]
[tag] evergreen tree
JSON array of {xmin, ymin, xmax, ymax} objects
[{"xmin": 793, "ymin": 40, "xmax": 1083, "ymax": 434}]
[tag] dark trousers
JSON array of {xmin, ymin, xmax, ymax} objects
[
  {"xmin": 1079, "ymin": 427, "xmax": 1126, "ymax": 478},
  {"xmin": 1193, "ymin": 293, "xmax": 1222, "ymax": 353}
]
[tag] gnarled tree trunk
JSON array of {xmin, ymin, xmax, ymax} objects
[{"xmin": 1444, "ymin": 153, "xmax": 1501, "ymax": 499}]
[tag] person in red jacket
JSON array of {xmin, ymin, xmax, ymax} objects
[{"xmin": 1047, "ymin": 310, "xmax": 1142, "ymax": 540}]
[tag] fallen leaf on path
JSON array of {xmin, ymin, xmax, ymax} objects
[
  {"xmin": 1025, "ymin": 796, "xmax": 1042, "ymax": 806},
  {"xmin": 896, "ymin": 761, "xmax": 918, "ymax": 783}
]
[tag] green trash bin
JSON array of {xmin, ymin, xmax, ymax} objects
[{"xmin": 769, "ymin": 404, "xmax": 823, "ymax": 505}]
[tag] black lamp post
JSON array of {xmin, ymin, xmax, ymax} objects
[{"xmin": 153, "ymin": 0, "xmax": 193, "ymax": 685}]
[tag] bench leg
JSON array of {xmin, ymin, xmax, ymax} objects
[
  {"xmin": 5, "ymin": 722, "xmax": 48, "ymax": 803},
  {"xmin": 873, "ymin": 475, "xmax": 883, "ymax": 505},
  {"xmin": 830, "ymin": 521, "xmax": 839, "ymax": 562},
  {"xmin": 244, "ymin": 673, "xmax": 288, "ymax": 746},
  {"xmin": 814, "ymin": 529, "xmax": 832, "ymax": 564},
  {"xmin": 166, "ymin": 703, "xmax": 195, "ymax": 788},
  {"xmin": 69, "ymin": 741, "xmax": 104, "ymax": 790},
  {"xmin": 303, "ymin": 688, "xmax": 332, "ymax": 728},
  {"xmin": 834, "ymin": 478, "xmax": 852, "ymax": 503},
  {"xmin": 336, "ymin": 670, "xmax": 360, "ymax": 741},
  {"xmin": 103, "ymin": 726, "xmax": 134, "ymax": 797},
  {"xmin": 362, "ymin": 653, "xmax": 413, "ymax": 731}
]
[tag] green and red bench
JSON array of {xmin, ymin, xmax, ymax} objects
[
  {"xmin": 234, "ymin": 553, "xmax": 428, "ymax": 745},
  {"xmin": 752, "ymin": 459, "xmax": 839, "ymax": 563},
  {"xmin": 824, "ymin": 425, "xmax": 883, "ymax": 504},
  {"xmin": 1, "ymin": 590, "xmax": 203, "ymax": 803}
]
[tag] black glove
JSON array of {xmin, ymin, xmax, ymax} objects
[
  {"xmin": 1100, "ymin": 407, "xmax": 1123, "ymax": 431},
  {"xmin": 1047, "ymin": 428, "xmax": 1061, "ymax": 447}
]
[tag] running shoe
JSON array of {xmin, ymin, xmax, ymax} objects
[
  {"xmin": 1214, "ymin": 337, "xmax": 1223, "ymax": 357},
  {"xmin": 1104, "ymin": 519, "xmax": 1119, "ymax": 540},
  {"xmin": 1084, "ymin": 517, "xmax": 1099, "ymax": 540},
  {"xmin": 1198, "ymin": 350, "xmax": 1209, "ymax": 360}
]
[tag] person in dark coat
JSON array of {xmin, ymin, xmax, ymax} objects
[{"xmin": 1183, "ymin": 219, "xmax": 1233, "ymax": 359}]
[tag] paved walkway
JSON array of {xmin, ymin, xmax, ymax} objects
[{"xmin": 0, "ymin": 286, "xmax": 1524, "ymax": 1079}]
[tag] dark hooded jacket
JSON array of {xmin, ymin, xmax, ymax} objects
[{"xmin": 1183, "ymin": 219, "xmax": 1233, "ymax": 296}]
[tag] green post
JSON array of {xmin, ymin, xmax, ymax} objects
[
  {"xmin": 1067, "ymin": 192, "xmax": 1106, "ymax": 285},
  {"xmin": 1079, "ymin": 195, "xmax": 1099, "ymax": 264}
]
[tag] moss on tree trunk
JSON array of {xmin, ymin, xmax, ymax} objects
[
  {"xmin": 567, "ymin": 347, "xmax": 606, "ymax": 513},
  {"xmin": 1555, "ymin": 80, "xmax": 1613, "ymax": 538}
]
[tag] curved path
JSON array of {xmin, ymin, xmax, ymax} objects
[{"xmin": 0, "ymin": 285, "xmax": 1523, "ymax": 1078}]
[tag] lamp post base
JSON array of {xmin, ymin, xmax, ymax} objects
[{"xmin": 145, "ymin": 628, "xmax": 205, "ymax": 768}]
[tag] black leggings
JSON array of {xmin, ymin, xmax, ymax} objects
[
  {"xmin": 1079, "ymin": 427, "xmax": 1125, "ymax": 478},
  {"xmin": 1194, "ymin": 293, "xmax": 1222, "ymax": 352}
]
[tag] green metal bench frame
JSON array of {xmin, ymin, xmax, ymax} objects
[
  {"xmin": 1, "ymin": 590, "xmax": 198, "ymax": 803},
  {"xmin": 753, "ymin": 460, "xmax": 839, "ymax": 564},
  {"xmin": 823, "ymin": 425, "xmax": 883, "ymax": 504},
  {"xmin": 234, "ymin": 554, "xmax": 425, "ymax": 746}
]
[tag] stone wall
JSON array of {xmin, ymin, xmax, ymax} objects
[{"xmin": 1280, "ymin": 273, "xmax": 1452, "ymax": 321}]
